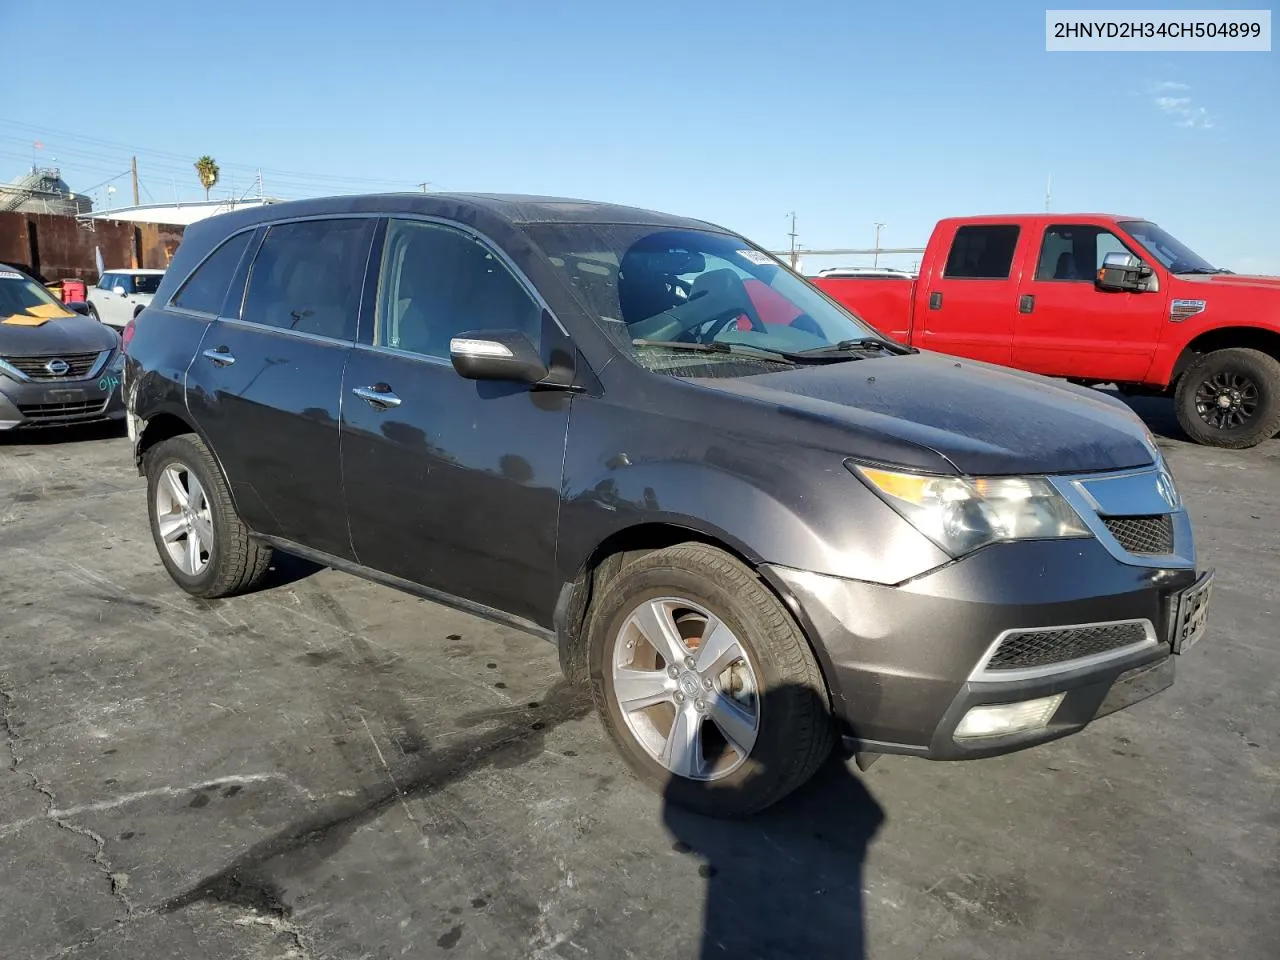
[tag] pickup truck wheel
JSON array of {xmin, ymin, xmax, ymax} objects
[
  {"xmin": 1175, "ymin": 348, "xmax": 1280, "ymax": 448},
  {"xmin": 586, "ymin": 543, "xmax": 834, "ymax": 817},
  {"xmin": 144, "ymin": 434, "xmax": 273, "ymax": 598}
]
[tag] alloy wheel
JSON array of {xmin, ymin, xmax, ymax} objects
[
  {"xmin": 611, "ymin": 597, "xmax": 760, "ymax": 781},
  {"xmin": 1194, "ymin": 370, "xmax": 1260, "ymax": 430},
  {"xmin": 154, "ymin": 464, "xmax": 214, "ymax": 576}
]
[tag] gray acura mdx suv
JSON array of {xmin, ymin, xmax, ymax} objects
[{"xmin": 123, "ymin": 194, "xmax": 1213, "ymax": 816}]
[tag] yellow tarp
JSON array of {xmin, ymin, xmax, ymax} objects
[{"xmin": 1, "ymin": 302, "xmax": 76, "ymax": 327}]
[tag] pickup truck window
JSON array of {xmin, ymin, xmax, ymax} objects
[
  {"xmin": 1034, "ymin": 225, "xmax": 1134, "ymax": 282},
  {"xmin": 943, "ymin": 225, "xmax": 1020, "ymax": 280},
  {"xmin": 1119, "ymin": 220, "xmax": 1219, "ymax": 275}
]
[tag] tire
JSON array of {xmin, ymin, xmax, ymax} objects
[
  {"xmin": 144, "ymin": 433, "xmax": 273, "ymax": 598},
  {"xmin": 586, "ymin": 542, "xmax": 834, "ymax": 818},
  {"xmin": 1174, "ymin": 348, "xmax": 1280, "ymax": 449},
  {"xmin": 86, "ymin": 303, "xmax": 99, "ymax": 322}
]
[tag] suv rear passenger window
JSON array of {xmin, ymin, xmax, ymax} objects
[
  {"xmin": 943, "ymin": 225, "xmax": 1021, "ymax": 280},
  {"xmin": 171, "ymin": 232, "xmax": 253, "ymax": 315},
  {"xmin": 241, "ymin": 218, "xmax": 375, "ymax": 341},
  {"xmin": 375, "ymin": 219, "xmax": 542, "ymax": 359}
]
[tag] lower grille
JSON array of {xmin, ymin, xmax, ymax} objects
[
  {"xmin": 1, "ymin": 351, "xmax": 104, "ymax": 380},
  {"xmin": 1103, "ymin": 515, "xmax": 1174, "ymax": 555},
  {"xmin": 17, "ymin": 399, "xmax": 109, "ymax": 420},
  {"xmin": 985, "ymin": 621, "xmax": 1151, "ymax": 672}
]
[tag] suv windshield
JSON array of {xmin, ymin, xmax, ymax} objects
[
  {"xmin": 133, "ymin": 274, "xmax": 163, "ymax": 294},
  {"xmin": 1120, "ymin": 221, "xmax": 1220, "ymax": 274},
  {"xmin": 526, "ymin": 224, "xmax": 883, "ymax": 376},
  {"xmin": 0, "ymin": 270, "xmax": 65, "ymax": 316}
]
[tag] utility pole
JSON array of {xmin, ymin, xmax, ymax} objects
[
  {"xmin": 873, "ymin": 222, "xmax": 885, "ymax": 268},
  {"xmin": 258, "ymin": 168, "xmax": 264, "ymax": 199},
  {"xmin": 131, "ymin": 156, "xmax": 140, "ymax": 207},
  {"xmin": 1045, "ymin": 175, "xmax": 1052, "ymax": 212},
  {"xmin": 787, "ymin": 211, "xmax": 799, "ymax": 270},
  {"xmin": 417, "ymin": 181, "xmax": 432, "ymax": 193}
]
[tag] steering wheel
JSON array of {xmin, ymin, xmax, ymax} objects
[
  {"xmin": 677, "ymin": 306, "xmax": 759, "ymax": 344},
  {"xmin": 668, "ymin": 277, "xmax": 693, "ymax": 300}
]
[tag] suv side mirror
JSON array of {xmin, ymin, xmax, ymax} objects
[
  {"xmin": 112, "ymin": 285, "xmax": 127, "ymax": 296},
  {"xmin": 1096, "ymin": 251, "xmax": 1153, "ymax": 292},
  {"xmin": 66, "ymin": 301, "xmax": 92, "ymax": 317},
  {"xmin": 450, "ymin": 330, "xmax": 548, "ymax": 384}
]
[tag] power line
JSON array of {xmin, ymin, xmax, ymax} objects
[{"xmin": 0, "ymin": 120, "xmax": 415, "ymax": 187}]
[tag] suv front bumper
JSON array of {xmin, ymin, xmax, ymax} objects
[{"xmin": 765, "ymin": 536, "xmax": 1209, "ymax": 760}]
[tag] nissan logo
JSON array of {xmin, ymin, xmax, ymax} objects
[
  {"xmin": 45, "ymin": 358, "xmax": 70, "ymax": 376},
  {"xmin": 1155, "ymin": 469, "xmax": 1178, "ymax": 510}
]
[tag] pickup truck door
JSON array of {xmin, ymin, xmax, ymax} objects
[
  {"xmin": 1013, "ymin": 223, "xmax": 1167, "ymax": 382},
  {"xmin": 916, "ymin": 223, "xmax": 1024, "ymax": 366}
]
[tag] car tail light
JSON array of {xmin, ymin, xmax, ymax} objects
[{"xmin": 121, "ymin": 317, "xmax": 137, "ymax": 352}]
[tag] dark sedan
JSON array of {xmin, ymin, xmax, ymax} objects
[
  {"xmin": 0, "ymin": 268, "xmax": 125, "ymax": 431},
  {"xmin": 123, "ymin": 193, "xmax": 1213, "ymax": 817}
]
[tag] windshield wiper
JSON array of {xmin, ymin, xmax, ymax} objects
[
  {"xmin": 794, "ymin": 337, "xmax": 918, "ymax": 358},
  {"xmin": 1176, "ymin": 267, "xmax": 1227, "ymax": 275},
  {"xmin": 631, "ymin": 339, "xmax": 795, "ymax": 365}
]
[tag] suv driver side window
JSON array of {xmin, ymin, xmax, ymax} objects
[{"xmin": 375, "ymin": 219, "xmax": 542, "ymax": 360}]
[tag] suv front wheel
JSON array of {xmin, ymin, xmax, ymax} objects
[
  {"xmin": 587, "ymin": 543, "xmax": 834, "ymax": 817},
  {"xmin": 144, "ymin": 433, "xmax": 273, "ymax": 597}
]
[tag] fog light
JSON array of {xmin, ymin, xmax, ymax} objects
[{"xmin": 954, "ymin": 694, "xmax": 1065, "ymax": 740}]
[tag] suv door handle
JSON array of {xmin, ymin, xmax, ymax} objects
[
  {"xmin": 202, "ymin": 347, "xmax": 236, "ymax": 367},
  {"xmin": 352, "ymin": 384, "xmax": 402, "ymax": 409},
  {"xmin": 1019, "ymin": 294, "xmax": 1035, "ymax": 314}
]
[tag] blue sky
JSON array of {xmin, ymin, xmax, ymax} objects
[{"xmin": 3, "ymin": 0, "xmax": 1276, "ymax": 273}]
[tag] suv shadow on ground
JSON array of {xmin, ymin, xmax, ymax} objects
[{"xmin": 662, "ymin": 684, "xmax": 886, "ymax": 960}]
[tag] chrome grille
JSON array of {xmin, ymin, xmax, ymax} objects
[
  {"xmin": 17, "ymin": 399, "xmax": 109, "ymax": 420},
  {"xmin": 1, "ymin": 351, "xmax": 103, "ymax": 380},
  {"xmin": 1103, "ymin": 515, "xmax": 1174, "ymax": 555},
  {"xmin": 986, "ymin": 622, "xmax": 1150, "ymax": 672}
]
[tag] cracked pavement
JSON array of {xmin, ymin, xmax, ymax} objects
[{"xmin": 1, "ymin": 402, "xmax": 1278, "ymax": 960}]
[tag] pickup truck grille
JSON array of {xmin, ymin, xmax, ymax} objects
[
  {"xmin": 986, "ymin": 622, "xmax": 1151, "ymax": 672},
  {"xmin": 1103, "ymin": 515, "xmax": 1174, "ymax": 555},
  {"xmin": 1, "ymin": 351, "xmax": 104, "ymax": 381}
]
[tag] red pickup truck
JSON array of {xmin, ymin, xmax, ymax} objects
[{"xmin": 812, "ymin": 214, "xmax": 1280, "ymax": 448}]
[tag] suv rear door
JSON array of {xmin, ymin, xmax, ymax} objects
[
  {"xmin": 340, "ymin": 217, "xmax": 572, "ymax": 626},
  {"xmin": 916, "ymin": 223, "xmax": 1025, "ymax": 366},
  {"xmin": 1013, "ymin": 222, "xmax": 1167, "ymax": 381},
  {"xmin": 185, "ymin": 216, "xmax": 377, "ymax": 559}
]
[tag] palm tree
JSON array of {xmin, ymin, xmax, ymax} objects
[{"xmin": 194, "ymin": 156, "xmax": 220, "ymax": 201}]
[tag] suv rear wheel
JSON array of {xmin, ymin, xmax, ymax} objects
[
  {"xmin": 1174, "ymin": 347, "xmax": 1280, "ymax": 448},
  {"xmin": 144, "ymin": 433, "xmax": 273, "ymax": 597},
  {"xmin": 586, "ymin": 543, "xmax": 834, "ymax": 817}
]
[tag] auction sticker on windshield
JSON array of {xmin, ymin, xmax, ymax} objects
[{"xmin": 736, "ymin": 250, "xmax": 775, "ymax": 266}]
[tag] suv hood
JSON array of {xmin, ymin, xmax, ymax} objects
[
  {"xmin": 0, "ymin": 315, "xmax": 121, "ymax": 357},
  {"xmin": 692, "ymin": 352, "xmax": 1155, "ymax": 476}
]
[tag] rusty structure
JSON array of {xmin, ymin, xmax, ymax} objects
[{"xmin": 0, "ymin": 211, "xmax": 184, "ymax": 283}]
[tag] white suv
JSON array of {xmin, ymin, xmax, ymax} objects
[{"xmin": 87, "ymin": 269, "xmax": 165, "ymax": 329}]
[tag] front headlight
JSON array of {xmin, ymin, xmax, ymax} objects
[
  {"xmin": 108, "ymin": 351, "xmax": 125, "ymax": 373},
  {"xmin": 849, "ymin": 463, "xmax": 1090, "ymax": 558}
]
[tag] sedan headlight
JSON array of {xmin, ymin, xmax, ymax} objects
[
  {"xmin": 849, "ymin": 463, "xmax": 1090, "ymax": 557},
  {"xmin": 108, "ymin": 350, "xmax": 125, "ymax": 373}
]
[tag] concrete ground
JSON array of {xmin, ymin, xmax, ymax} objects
[{"xmin": 1, "ymin": 399, "xmax": 1277, "ymax": 960}]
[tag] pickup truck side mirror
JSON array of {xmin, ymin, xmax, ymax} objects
[{"xmin": 1096, "ymin": 251, "xmax": 1153, "ymax": 293}]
